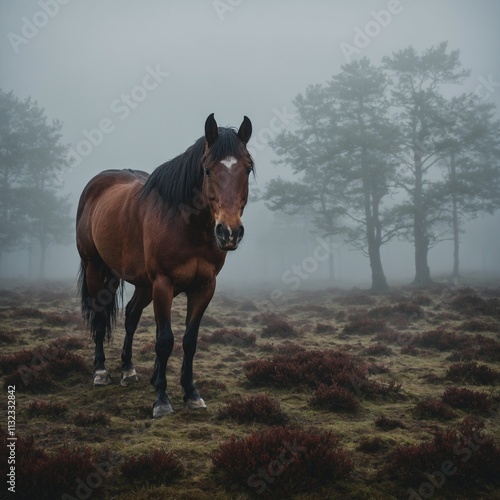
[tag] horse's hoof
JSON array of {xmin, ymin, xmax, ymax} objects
[
  {"xmin": 153, "ymin": 402, "xmax": 174, "ymax": 418},
  {"xmin": 93, "ymin": 370, "xmax": 111, "ymax": 386},
  {"xmin": 120, "ymin": 368, "xmax": 139, "ymax": 387},
  {"xmin": 186, "ymin": 397, "xmax": 207, "ymax": 410}
]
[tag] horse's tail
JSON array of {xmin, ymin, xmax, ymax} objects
[{"xmin": 77, "ymin": 260, "xmax": 123, "ymax": 342}]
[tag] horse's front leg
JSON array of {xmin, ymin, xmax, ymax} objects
[
  {"xmin": 182, "ymin": 280, "xmax": 216, "ymax": 409},
  {"xmin": 151, "ymin": 276, "xmax": 174, "ymax": 417}
]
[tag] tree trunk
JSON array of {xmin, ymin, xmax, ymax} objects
[
  {"xmin": 39, "ymin": 219, "xmax": 46, "ymax": 280},
  {"xmin": 412, "ymin": 141, "xmax": 431, "ymax": 286},
  {"xmin": 328, "ymin": 235, "xmax": 335, "ymax": 281},
  {"xmin": 450, "ymin": 152, "xmax": 460, "ymax": 280},
  {"xmin": 360, "ymin": 141, "xmax": 388, "ymax": 292}
]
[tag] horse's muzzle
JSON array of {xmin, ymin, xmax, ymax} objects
[{"xmin": 215, "ymin": 222, "xmax": 244, "ymax": 251}]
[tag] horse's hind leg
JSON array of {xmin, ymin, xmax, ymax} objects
[
  {"xmin": 80, "ymin": 261, "xmax": 119, "ymax": 386},
  {"xmin": 121, "ymin": 287, "xmax": 152, "ymax": 386}
]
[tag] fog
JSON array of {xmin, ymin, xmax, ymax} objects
[{"xmin": 1, "ymin": 0, "xmax": 499, "ymax": 291}]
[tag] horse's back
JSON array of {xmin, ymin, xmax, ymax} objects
[{"xmin": 76, "ymin": 169, "xmax": 150, "ymax": 280}]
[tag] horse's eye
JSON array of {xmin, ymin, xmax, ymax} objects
[
  {"xmin": 204, "ymin": 168, "xmax": 211, "ymax": 177},
  {"xmin": 246, "ymin": 168, "xmax": 253, "ymax": 175}
]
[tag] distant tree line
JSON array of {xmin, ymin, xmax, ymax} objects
[
  {"xmin": 0, "ymin": 89, "xmax": 72, "ymax": 278},
  {"xmin": 264, "ymin": 42, "xmax": 500, "ymax": 290}
]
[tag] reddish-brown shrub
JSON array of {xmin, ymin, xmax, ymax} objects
[
  {"xmin": 3, "ymin": 347, "xmax": 88, "ymax": 391},
  {"xmin": 441, "ymin": 387, "xmax": 492, "ymax": 412},
  {"xmin": 310, "ymin": 383, "xmax": 359, "ymax": 412},
  {"xmin": 316, "ymin": 322, "xmax": 337, "ymax": 334},
  {"xmin": 12, "ymin": 307, "xmax": 44, "ymax": 318},
  {"xmin": 121, "ymin": 449, "xmax": 184, "ymax": 484},
  {"xmin": 212, "ymin": 426, "xmax": 353, "ymax": 496},
  {"xmin": 400, "ymin": 345, "xmax": 419, "ymax": 355},
  {"xmin": 0, "ymin": 429, "xmax": 96, "ymax": 498},
  {"xmin": 343, "ymin": 317, "xmax": 387, "ymax": 335},
  {"xmin": 364, "ymin": 343, "xmax": 393, "ymax": 356},
  {"xmin": 450, "ymin": 294, "xmax": 496, "ymax": 316},
  {"xmin": 261, "ymin": 317, "xmax": 297, "ymax": 338},
  {"xmin": 413, "ymin": 329, "xmax": 461, "ymax": 351},
  {"xmin": 217, "ymin": 394, "xmax": 288, "ymax": 424},
  {"xmin": 205, "ymin": 328, "xmax": 256, "ymax": 347},
  {"xmin": 244, "ymin": 349, "xmax": 368, "ymax": 393},
  {"xmin": 414, "ymin": 399, "xmax": 456, "ymax": 420},
  {"xmin": 27, "ymin": 399, "xmax": 68, "ymax": 418},
  {"xmin": 0, "ymin": 330, "xmax": 15, "ymax": 343},
  {"xmin": 273, "ymin": 342, "xmax": 306, "ymax": 356},
  {"xmin": 202, "ymin": 315, "xmax": 223, "ymax": 327},
  {"xmin": 375, "ymin": 415, "xmax": 405, "ymax": 430},
  {"xmin": 412, "ymin": 293, "xmax": 433, "ymax": 306},
  {"xmin": 43, "ymin": 312, "xmax": 73, "ymax": 326},
  {"xmin": 459, "ymin": 319, "xmax": 499, "ymax": 333},
  {"xmin": 446, "ymin": 362, "xmax": 499, "ymax": 385},
  {"xmin": 385, "ymin": 417, "xmax": 500, "ymax": 486}
]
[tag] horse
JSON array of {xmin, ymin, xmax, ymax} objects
[{"xmin": 76, "ymin": 114, "xmax": 253, "ymax": 417}]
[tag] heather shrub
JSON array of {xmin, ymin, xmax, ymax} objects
[
  {"xmin": 413, "ymin": 328, "xmax": 461, "ymax": 351},
  {"xmin": 316, "ymin": 322, "xmax": 337, "ymax": 334},
  {"xmin": 441, "ymin": 387, "xmax": 492, "ymax": 412},
  {"xmin": 217, "ymin": 394, "xmax": 288, "ymax": 425},
  {"xmin": 121, "ymin": 449, "xmax": 184, "ymax": 484},
  {"xmin": 375, "ymin": 415, "xmax": 405, "ymax": 431},
  {"xmin": 310, "ymin": 383, "xmax": 359, "ymax": 412},
  {"xmin": 244, "ymin": 349, "xmax": 368, "ymax": 392},
  {"xmin": 450, "ymin": 294, "xmax": 496, "ymax": 316},
  {"xmin": 3, "ymin": 347, "xmax": 88, "ymax": 391},
  {"xmin": 364, "ymin": 343, "xmax": 393, "ymax": 356},
  {"xmin": 343, "ymin": 317, "xmax": 387, "ymax": 335},
  {"xmin": 385, "ymin": 417, "xmax": 500, "ymax": 487},
  {"xmin": 0, "ymin": 430, "xmax": 96, "ymax": 498},
  {"xmin": 261, "ymin": 317, "xmax": 297, "ymax": 338},
  {"xmin": 459, "ymin": 319, "xmax": 499, "ymax": 333},
  {"xmin": 414, "ymin": 399, "xmax": 456, "ymax": 420},
  {"xmin": 446, "ymin": 362, "xmax": 499, "ymax": 385},
  {"xmin": 27, "ymin": 399, "xmax": 68, "ymax": 418},
  {"xmin": 212, "ymin": 426, "xmax": 353, "ymax": 496},
  {"xmin": 205, "ymin": 328, "xmax": 256, "ymax": 347}
]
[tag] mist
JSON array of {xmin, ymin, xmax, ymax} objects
[{"xmin": 1, "ymin": 0, "xmax": 499, "ymax": 292}]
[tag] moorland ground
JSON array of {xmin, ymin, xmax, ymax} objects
[{"xmin": 0, "ymin": 279, "xmax": 499, "ymax": 499}]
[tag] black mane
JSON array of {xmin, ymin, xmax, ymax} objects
[{"xmin": 140, "ymin": 127, "xmax": 252, "ymax": 212}]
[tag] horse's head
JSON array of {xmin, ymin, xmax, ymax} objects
[{"xmin": 202, "ymin": 113, "xmax": 253, "ymax": 251}]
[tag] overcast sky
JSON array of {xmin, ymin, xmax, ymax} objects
[{"xmin": 1, "ymin": 0, "xmax": 499, "ymax": 286}]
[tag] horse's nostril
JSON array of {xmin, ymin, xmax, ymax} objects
[
  {"xmin": 237, "ymin": 225, "xmax": 244, "ymax": 241},
  {"xmin": 215, "ymin": 223, "xmax": 225, "ymax": 239}
]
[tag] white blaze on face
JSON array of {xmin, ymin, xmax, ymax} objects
[{"xmin": 220, "ymin": 156, "xmax": 237, "ymax": 170}]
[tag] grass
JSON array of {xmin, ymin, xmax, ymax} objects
[{"xmin": 0, "ymin": 281, "xmax": 499, "ymax": 499}]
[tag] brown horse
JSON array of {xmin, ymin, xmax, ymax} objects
[{"xmin": 76, "ymin": 114, "xmax": 253, "ymax": 417}]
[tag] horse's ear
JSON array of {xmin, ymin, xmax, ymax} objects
[
  {"xmin": 237, "ymin": 116, "xmax": 252, "ymax": 144},
  {"xmin": 205, "ymin": 113, "xmax": 218, "ymax": 146}
]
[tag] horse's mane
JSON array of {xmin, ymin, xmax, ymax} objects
[{"xmin": 140, "ymin": 127, "xmax": 252, "ymax": 211}]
